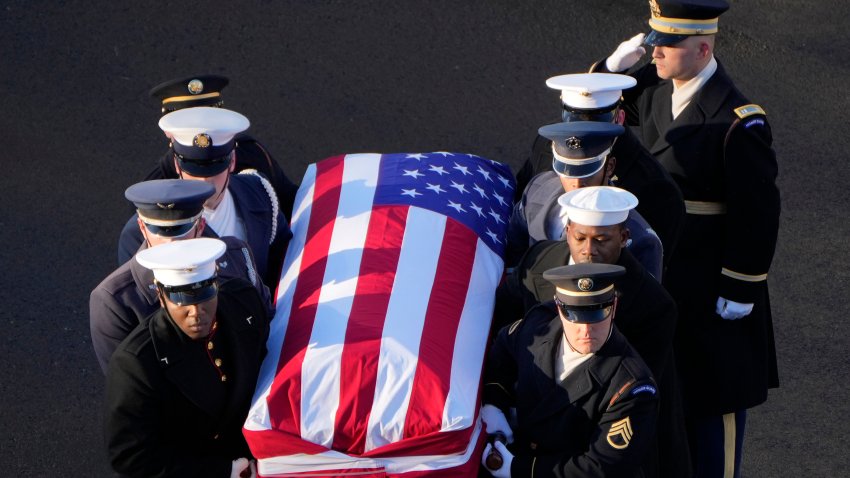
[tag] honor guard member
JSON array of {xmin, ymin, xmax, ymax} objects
[
  {"xmin": 92, "ymin": 179, "xmax": 272, "ymax": 374},
  {"xmin": 515, "ymin": 73, "xmax": 684, "ymax": 263},
  {"xmin": 592, "ymin": 1, "xmax": 781, "ymax": 476},
  {"xmin": 506, "ymin": 121, "xmax": 663, "ymax": 281},
  {"xmin": 104, "ymin": 238, "xmax": 269, "ymax": 478},
  {"xmin": 118, "ymin": 107, "xmax": 292, "ymax": 289},
  {"xmin": 145, "ymin": 74, "xmax": 299, "ymax": 219},
  {"xmin": 495, "ymin": 186, "xmax": 689, "ymax": 478},
  {"xmin": 481, "ymin": 263, "xmax": 659, "ymax": 478}
]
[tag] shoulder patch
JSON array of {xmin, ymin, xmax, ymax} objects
[
  {"xmin": 630, "ymin": 384, "xmax": 657, "ymax": 396},
  {"xmin": 734, "ymin": 104, "xmax": 766, "ymax": 119}
]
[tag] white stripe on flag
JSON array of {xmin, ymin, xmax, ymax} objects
[
  {"xmin": 300, "ymin": 154, "xmax": 382, "ymax": 446},
  {"xmin": 364, "ymin": 207, "xmax": 447, "ymax": 452},
  {"xmin": 443, "ymin": 238, "xmax": 502, "ymax": 431},
  {"xmin": 245, "ymin": 163, "xmax": 318, "ymax": 431}
]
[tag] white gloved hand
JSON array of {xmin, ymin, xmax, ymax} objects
[
  {"xmin": 605, "ymin": 33, "xmax": 647, "ymax": 72},
  {"xmin": 230, "ymin": 458, "xmax": 255, "ymax": 478},
  {"xmin": 482, "ymin": 441, "xmax": 514, "ymax": 478},
  {"xmin": 480, "ymin": 404, "xmax": 514, "ymax": 444},
  {"xmin": 716, "ymin": 296, "xmax": 754, "ymax": 320}
]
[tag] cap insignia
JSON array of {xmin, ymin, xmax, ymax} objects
[
  {"xmin": 579, "ymin": 91, "xmax": 592, "ymax": 97},
  {"xmin": 194, "ymin": 133, "xmax": 212, "ymax": 148},
  {"xmin": 578, "ymin": 277, "xmax": 594, "ymax": 291},
  {"xmin": 156, "ymin": 202, "xmax": 175, "ymax": 209},
  {"xmin": 566, "ymin": 137, "xmax": 582, "ymax": 150},
  {"xmin": 607, "ymin": 417, "xmax": 633, "ymax": 449},
  {"xmin": 187, "ymin": 79, "xmax": 204, "ymax": 95},
  {"xmin": 649, "ymin": 0, "xmax": 661, "ymax": 18}
]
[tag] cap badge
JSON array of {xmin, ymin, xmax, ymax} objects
[
  {"xmin": 579, "ymin": 91, "xmax": 592, "ymax": 97},
  {"xmin": 187, "ymin": 79, "xmax": 204, "ymax": 95},
  {"xmin": 578, "ymin": 277, "xmax": 594, "ymax": 291},
  {"xmin": 194, "ymin": 133, "xmax": 212, "ymax": 148},
  {"xmin": 649, "ymin": 0, "xmax": 661, "ymax": 18},
  {"xmin": 156, "ymin": 203, "xmax": 175, "ymax": 209},
  {"xmin": 566, "ymin": 137, "xmax": 582, "ymax": 150}
]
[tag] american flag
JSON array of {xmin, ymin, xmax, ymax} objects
[{"xmin": 244, "ymin": 152, "xmax": 514, "ymax": 477}]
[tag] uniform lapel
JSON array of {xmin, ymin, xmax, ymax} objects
[
  {"xmin": 149, "ymin": 311, "xmax": 224, "ymax": 419},
  {"xmin": 216, "ymin": 293, "xmax": 263, "ymax": 429}
]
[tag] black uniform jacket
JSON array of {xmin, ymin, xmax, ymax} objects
[
  {"xmin": 90, "ymin": 233, "xmax": 272, "ymax": 374},
  {"xmin": 485, "ymin": 305, "xmax": 659, "ymax": 478},
  {"xmin": 118, "ymin": 172, "xmax": 292, "ymax": 288},
  {"xmin": 104, "ymin": 278, "xmax": 269, "ymax": 478},
  {"xmin": 517, "ymin": 127, "xmax": 685, "ymax": 262},
  {"xmin": 494, "ymin": 244, "xmax": 691, "ymax": 477},
  {"xmin": 611, "ymin": 59, "xmax": 780, "ymax": 414},
  {"xmin": 145, "ymin": 133, "xmax": 300, "ymax": 219}
]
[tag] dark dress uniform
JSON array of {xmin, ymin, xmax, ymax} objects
[
  {"xmin": 506, "ymin": 172, "xmax": 663, "ymax": 280},
  {"xmin": 517, "ymin": 128, "xmax": 684, "ymax": 262},
  {"xmin": 484, "ymin": 304, "xmax": 659, "ymax": 478},
  {"xmin": 494, "ymin": 243, "xmax": 690, "ymax": 478},
  {"xmin": 609, "ymin": 59, "xmax": 780, "ymax": 416},
  {"xmin": 90, "ymin": 234, "xmax": 272, "ymax": 374},
  {"xmin": 145, "ymin": 132, "xmax": 300, "ymax": 220},
  {"xmin": 118, "ymin": 173, "xmax": 292, "ymax": 288},
  {"xmin": 104, "ymin": 278, "xmax": 269, "ymax": 478}
]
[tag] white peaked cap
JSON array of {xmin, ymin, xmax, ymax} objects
[
  {"xmin": 158, "ymin": 106, "xmax": 250, "ymax": 147},
  {"xmin": 135, "ymin": 238, "xmax": 226, "ymax": 286},
  {"xmin": 558, "ymin": 186, "xmax": 638, "ymax": 226},
  {"xmin": 546, "ymin": 73, "xmax": 637, "ymax": 110}
]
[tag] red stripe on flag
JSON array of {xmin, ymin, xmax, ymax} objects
[
  {"xmin": 332, "ymin": 205, "xmax": 409, "ymax": 455},
  {"xmin": 402, "ymin": 219, "xmax": 477, "ymax": 437},
  {"xmin": 267, "ymin": 154, "xmax": 346, "ymax": 434}
]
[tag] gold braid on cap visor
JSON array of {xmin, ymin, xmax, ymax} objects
[
  {"xmin": 649, "ymin": 15, "xmax": 719, "ymax": 35},
  {"xmin": 137, "ymin": 211, "xmax": 203, "ymax": 227},
  {"xmin": 161, "ymin": 91, "xmax": 222, "ymax": 105},
  {"xmin": 556, "ymin": 284, "xmax": 615, "ymax": 297}
]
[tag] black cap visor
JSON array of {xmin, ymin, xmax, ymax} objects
[
  {"xmin": 555, "ymin": 298, "xmax": 614, "ymax": 324},
  {"xmin": 159, "ymin": 278, "xmax": 218, "ymax": 306},
  {"xmin": 644, "ymin": 30, "xmax": 690, "ymax": 46},
  {"xmin": 176, "ymin": 154, "xmax": 231, "ymax": 177},
  {"xmin": 143, "ymin": 220, "xmax": 197, "ymax": 238}
]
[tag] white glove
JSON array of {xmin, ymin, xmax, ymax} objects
[
  {"xmin": 480, "ymin": 404, "xmax": 514, "ymax": 444},
  {"xmin": 230, "ymin": 458, "xmax": 256, "ymax": 478},
  {"xmin": 482, "ymin": 441, "xmax": 514, "ymax": 478},
  {"xmin": 716, "ymin": 296, "xmax": 754, "ymax": 320},
  {"xmin": 605, "ymin": 33, "xmax": 647, "ymax": 72}
]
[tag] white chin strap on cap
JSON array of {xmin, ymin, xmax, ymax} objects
[{"xmin": 137, "ymin": 211, "xmax": 202, "ymax": 227}]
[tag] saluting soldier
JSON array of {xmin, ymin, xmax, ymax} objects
[
  {"xmin": 104, "ymin": 238, "xmax": 269, "ymax": 478},
  {"xmin": 118, "ymin": 107, "xmax": 292, "ymax": 288},
  {"xmin": 145, "ymin": 74, "xmax": 300, "ymax": 219},
  {"xmin": 593, "ymin": 1, "xmax": 780, "ymax": 476},
  {"xmin": 481, "ymin": 263, "xmax": 659, "ymax": 478},
  {"xmin": 91, "ymin": 179, "xmax": 272, "ymax": 374},
  {"xmin": 515, "ymin": 73, "xmax": 684, "ymax": 263},
  {"xmin": 506, "ymin": 121, "xmax": 663, "ymax": 281},
  {"xmin": 495, "ymin": 186, "xmax": 689, "ymax": 477}
]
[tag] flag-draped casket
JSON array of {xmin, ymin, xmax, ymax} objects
[{"xmin": 244, "ymin": 152, "xmax": 514, "ymax": 477}]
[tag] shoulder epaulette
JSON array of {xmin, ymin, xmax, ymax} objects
[{"xmin": 734, "ymin": 104, "xmax": 766, "ymax": 119}]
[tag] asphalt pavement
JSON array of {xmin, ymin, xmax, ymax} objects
[{"xmin": 1, "ymin": 1, "xmax": 847, "ymax": 475}]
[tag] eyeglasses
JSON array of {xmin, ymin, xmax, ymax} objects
[
  {"xmin": 554, "ymin": 296, "xmax": 614, "ymax": 324},
  {"xmin": 143, "ymin": 218, "xmax": 198, "ymax": 238}
]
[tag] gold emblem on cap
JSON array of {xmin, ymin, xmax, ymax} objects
[
  {"xmin": 649, "ymin": 0, "xmax": 661, "ymax": 18},
  {"xmin": 579, "ymin": 91, "xmax": 592, "ymax": 97},
  {"xmin": 607, "ymin": 417, "xmax": 633, "ymax": 449},
  {"xmin": 578, "ymin": 277, "xmax": 594, "ymax": 291},
  {"xmin": 566, "ymin": 137, "xmax": 582, "ymax": 150},
  {"xmin": 156, "ymin": 203, "xmax": 175, "ymax": 209},
  {"xmin": 187, "ymin": 79, "xmax": 204, "ymax": 95},
  {"xmin": 194, "ymin": 133, "xmax": 211, "ymax": 148}
]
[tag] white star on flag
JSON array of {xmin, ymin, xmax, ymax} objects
[
  {"xmin": 449, "ymin": 181, "xmax": 468, "ymax": 194},
  {"xmin": 425, "ymin": 183, "xmax": 445, "ymax": 194},
  {"xmin": 485, "ymin": 229, "xmax": 502, "ymax": 244},
  {"xmin": 497, "ymin": 176, "xmax": 511, "ymax": 188},
  {"xmin": 493, "ymin": 192, "xmax": 507, "ymax": 206},
  {"xmin": 489, "ymin": 208, "xmax": 504, "ymax": 224},
  {"xmin": 406, "ymin": 153, "xmax": 427, "ymax": 160},
  {"xmin": 429, "ymin": 165, "xmax": 448, "ymax": 176},
  {"xmin": 401, "ymin": 188, "xmax": 421, "ymax": 198},
  {"xmin": 447, "ymin": 201, "xmax": 465, "ymax": 213},
  {"xmin": 472, "ymin": 184, "xmax": 488, "ymax": 198},
  {"xmin": 476, "ymin": 166, "xmax": 492, "ymax": 181},
  {"xmin": 453, "ymin": 163, "xmax": 471, "ymax": 176},
  {"xmin": 403, "ymin": 169, "xmax": 424, "ymax": 179},
  {"xmin": 469, "ymin": 202, "xmax": 485, "ymax": 217}
]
